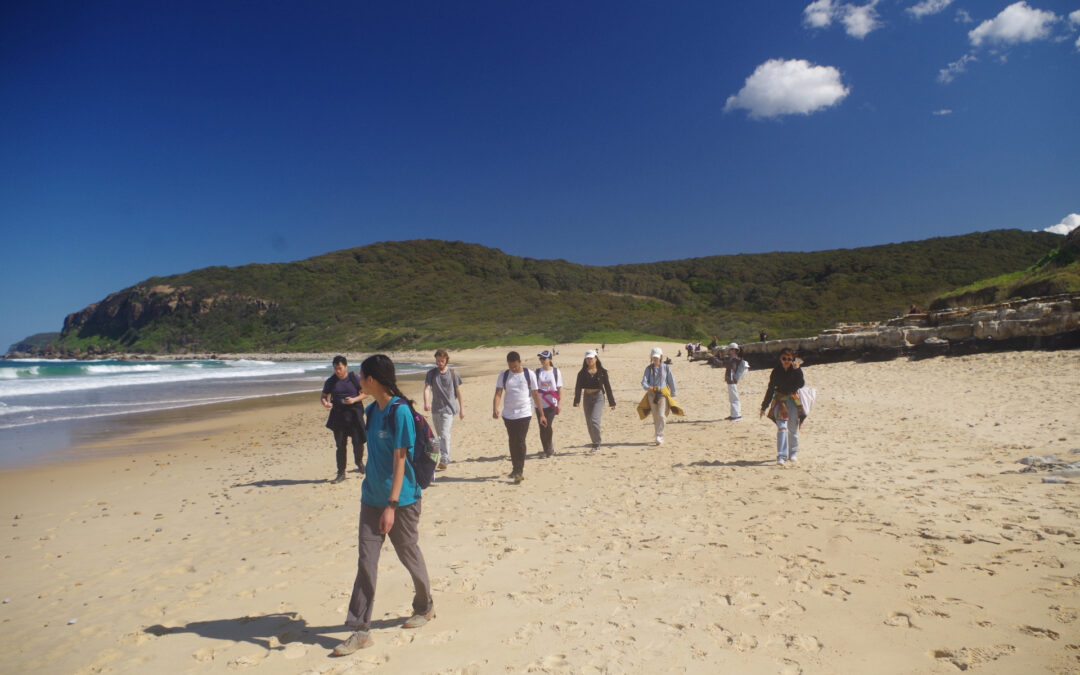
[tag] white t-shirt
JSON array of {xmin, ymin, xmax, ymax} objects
[
  {"xmin": 497, "ymin": 369, "xmax": 537, "ymax": 420},
  {"xmin": 534, "ymin": 367, "xmax": 562, "ymax": 391}
]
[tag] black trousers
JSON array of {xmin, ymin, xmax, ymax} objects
[
  {"xmin": 503, "ymin": 416, "xmax": 531, "ymax": 475},
  {"xmin": 333, "ymin": 427, "xmax": 365, "ymax": 473}
]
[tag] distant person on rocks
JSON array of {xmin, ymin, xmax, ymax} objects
[
  {"xmin": 908, "ymin": 304, "xmax": 922, "ymax": 315},
  {"xmin": 493, "ymin": 351, "xmax": 547, "ymax": 484},
  {"xmin": 534, "ymin": 350, "xmax": 562, "ymax": 458},
  {"xmin": 724, "ymin": 343, "xmax": 747, "ymax": 421},
  {"xmin": 333, "ymin": 354, "xmax": 433, "ymax": 656},
  {"xmin": 760, "ymin": 348, "xmax": 806, "ymax": 467},
  {"xmin": 759, "ymin": 330, "xmax": 768, "ymax": 342},
  {"xmin": 708, "ymin": 335, "xmax": 719, "ymax": 350},
  {"xmin": 640, "ymin": 347, "xmax": 678, "ymax": 445},
  {"xmin": 423, "ymin": 349, "xmax": 464, "ymax": 471},
  {"xmin": 573, "ymin": 349, "xmax": 616, "ymax": 453},
  {"xmin": 321, "ymin": 355, "xmax": 368, "ymax": 483}
]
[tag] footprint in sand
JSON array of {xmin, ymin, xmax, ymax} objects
[
  {"xmin": 429, "ymin": 630, "xmax": 457, "ymax": 644},
  {"xmin": 776, "ymin": 657, "xmax": 802, "ymax": 675},
  {"xmin": 524, "ymin": 653, "xmax": 568, "ymax": 671},
  {"xmin": 884, "ymin": 612, "xmax": 915, "ymax": 628},
  {"xmin": 1017, "ymin": 625, "xmax": 1060, "ymax": 640},
  {"xmin": 931, "ymin": 645, "xmax": 1016, "ymax": 670}
]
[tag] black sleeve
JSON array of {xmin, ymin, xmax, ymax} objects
[
  {"xmin": 602, "ymin": 371, "xmax": 615, "ymax": 406},
  {"xmin": 573, "ymin": 370, "xmax": 585, "ymax": 405},
  {"xmin": 761, "ymin": 368, "xmax": 777, "ymax": 411}
]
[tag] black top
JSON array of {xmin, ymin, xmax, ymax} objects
[
  {"xmin": 573, "ymin": 368, "xmax": 615, "ymax": 406},
  {"xmin": 760, "ymin": 365, "xmax": 805, "ymax": 411}
]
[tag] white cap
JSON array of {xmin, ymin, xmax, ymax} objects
[
  {"xmin": 727, "ymin": 342, "xmax": 739, "ymax": 351},
  {"xmin": 650, "ymin": 347, "xmax": 663, "ymax": 358},
  {"xmin": 584, "ymin": 349, "xmax": 597, "ymax": 358}
]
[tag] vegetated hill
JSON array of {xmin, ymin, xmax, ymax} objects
[
  {"xmin": 54, "ymin": 230, "xmax": 1060, "ymax": 353},
  {"xmin": 6, "ymin": 332, "xmax": 61, "ymax": 354},
  {"xmin": 931, "ymin": 228, "xmax": 1080, "ymax": 309}
]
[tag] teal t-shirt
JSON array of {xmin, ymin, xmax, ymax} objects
[{"xmin": 362, "ymin": 397, "xmax": 420, "ymax": 507}]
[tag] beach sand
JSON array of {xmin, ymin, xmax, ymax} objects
[{"xmin": 1, "ymin": 343, "xmax": 1077, "ymax": 674}]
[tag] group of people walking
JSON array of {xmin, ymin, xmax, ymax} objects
[{"xmin": 320, "ymin": 343, "xmax": 809, "ymax": 656}]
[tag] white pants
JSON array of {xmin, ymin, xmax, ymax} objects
[
  {"xmin": 727, "ymin": 383, "xmax": 741, "ymax": 419},
  {"xmin": 649, "ymin": 394, "xmax": 668, "ymax": 439}
]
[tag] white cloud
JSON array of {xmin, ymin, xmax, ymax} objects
[
  {"xmin": 932, "ymin": 108, "xmax": 953, "ymax": 115},
  {"xmin": 1070, "ymin": 10, "xmax": 1080, "ymax": 26},
  {"xmin": 969, "ymin": 2, "xmax": 1059, "ymax": 46},
  {"xmin": 724, "ymin": 59, "xmax": 850, "ymax": 119},
  {"xmin": 956, "ymin": 9, "xmax": 974, "ymax": 24},
  {"xmin": 938, "ymin": 53, "xmax": 976, "ymax": 83},
  {"xmin": 908, "ymin": 0, "xmax": 953, "ymax": 20},
  {"xmin": 1043, "ymin": 213, "xmax": 1080, "ymax": 235},
  {"xmin": 803, "ymin": 0, "xmax": 882, "ymax": 39}
]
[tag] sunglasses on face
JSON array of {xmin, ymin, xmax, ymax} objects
[{"xmin": 781, "ymin": 357, "xmax": 793, "ymax": 362}]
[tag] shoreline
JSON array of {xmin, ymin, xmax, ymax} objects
[{"xmin": 1, "ymin": 343, "xmax": 1077, "ymax": 673}]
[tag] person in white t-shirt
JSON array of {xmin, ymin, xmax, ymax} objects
[
  {"xmin": 492, "ymin": 351, "xmax": 547, "ymax": 484},
  {"xmin": 533, "ymin": 350, "xmax": 563, "ymax": 458}
]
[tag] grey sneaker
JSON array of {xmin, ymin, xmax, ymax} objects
[
  {"xmin": 332, "ymin": 630, "xmax": 373, "ymax": 655},
  {"xmin": 513, "ymin": 473, "xmax": 524, "ymax": 484},
  {"xmin": 330, "ymin": 472, "xmax": 346, "ymax": 484},
  {"xmin": 403, "ymin": 609, "xmax": 435, "ymax": 629}
]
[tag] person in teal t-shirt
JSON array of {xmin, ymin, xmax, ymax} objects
[{"xmin": 334, "ymin": 354, "xmax": 434, "ymax": 656}]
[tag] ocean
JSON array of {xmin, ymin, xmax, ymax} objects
[{"xmin": 0, "ymin": 358, "xmax": 431, "ymax": 467}]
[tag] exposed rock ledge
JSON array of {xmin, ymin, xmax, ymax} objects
[{"xmin": 739, "ymin": 293, "xmax": 1080, "ymax": 369}]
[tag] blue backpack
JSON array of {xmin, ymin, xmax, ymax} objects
[{"xmin": 366, "ymin": 399, "xmax": 439, "ymax": 489}]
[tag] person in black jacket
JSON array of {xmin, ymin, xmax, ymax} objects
[
  {"xmin": 572, "ymin": 349, "xmax": 616, "ymax": 453},
  {"xmin": 759, "ymin": 348, "xmax": 805, "ymax": 466},
  {"xmin": 321, "ymin": 355, "xmax": 368, "ymax": 482}
]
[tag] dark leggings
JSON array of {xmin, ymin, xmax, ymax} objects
[{"xmin": 536, "ymin": 407, "xmax": 556, "ymax": 454}]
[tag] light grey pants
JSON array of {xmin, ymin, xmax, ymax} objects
[
  {"xmin": 582, "ymin": 390, "xmax": 604, "ymax": 446},
  {"xmin": 728, "ymin": 383, "xmax": 741, "ymax": 419},
  {"xmin": 346, "ymin": 501, "xmax": 433, "ymax": 630},
  {"xmin": 649, "ymin": 394, "xmax": 668, "ymax": 439},
  {"xmin": 431, "ymin": 411, "xmax": 454, "ymax": 463}
]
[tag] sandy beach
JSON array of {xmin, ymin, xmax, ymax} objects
[{"xmin": 1, "ymin": 342, "xmax": 1077, "ymax": 674}]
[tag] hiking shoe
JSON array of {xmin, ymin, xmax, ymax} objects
[
  {"xmin": 436, "ymin": 462, "xmax": 448, "ymax": 471},
  {"xmin": 403, "ymin": 609, "xmax": 435, "ymax": 629},
  {"xmin": 513, "ymin": 473, "xmax": 523, "ymax": 484},
  {"xmin": 331, "ymin": 473, "xmax": 346, "ymax": 484},
  {"xmin": 332, "ymin": 630, "xmax": 373, "ymax": 655},
  {"xmin": 544, "ymin": 450, "xmax": 554, "ymax": 458}
]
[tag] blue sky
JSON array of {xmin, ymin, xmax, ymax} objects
[{"xmin": 2, "ymin": 1, "xmax": 1078, "ymax": 350}]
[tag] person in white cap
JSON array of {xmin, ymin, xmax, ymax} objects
[
  {"xmin": 572, "ymin": 349, "xmax": 616, "ymax": 452},
  {"xmin": 640, "ymin": 347, "xmax": 676, "ymax": 444},
  {"xmin": 724, "ymin": 342, "xmax": 747, "ymax": 421}
]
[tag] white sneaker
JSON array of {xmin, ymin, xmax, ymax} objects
[
  {"xmin": 789, "ymin": 455, "xmax": 799, "ymax": 464},
  {"xmin": 655, "ymin": 436, "xmax": 663, "ymax": 445},
  {"xmin": 777, "ymin": 459, "xmax": 786, "ymax": 466}
]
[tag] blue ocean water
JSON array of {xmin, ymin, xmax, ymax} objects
[{"xmin": 0, "ymin": 358, "xmax": 430, "ymax": 466}]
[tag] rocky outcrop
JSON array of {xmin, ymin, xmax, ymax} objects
[
  {"xmin": 60, "ymin": 284, "xmax": 277, "ymax": 348},
  {"xmin": 740, "ymin": 293, "xmax": 1080, "ymax": 368}
]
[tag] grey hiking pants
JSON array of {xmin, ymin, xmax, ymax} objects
[
  {"xmin": 582, "ymin": 390, "xmax": 604, "ymax": 446},
  {"xmin": 346, "ymin": 501, "xmax": 433, "ymax": 630}
]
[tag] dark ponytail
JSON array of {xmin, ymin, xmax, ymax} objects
[{"xmin": 360, "ymin": 354, "xmax": 416, "ymax": 412}]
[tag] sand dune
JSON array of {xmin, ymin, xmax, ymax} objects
[{"xmin": 1, "ymin": 342, "xmax": 1077, "ymax": 673}]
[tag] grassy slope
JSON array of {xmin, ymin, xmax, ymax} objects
[{"xmin": 56, "ymin": 230, "xmax": 1061, "ymax": 352}]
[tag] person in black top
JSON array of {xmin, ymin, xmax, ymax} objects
[
  {"xmin": 759, "ymin": 348, "xmax": 805, "ymax": 466},
  {"xmin": 572, "ymin": 349, "xmax": 616, "ymax": 453},
  {"xmin": 321, "ymin": 355, "xmax": 368, "ymax": 483}
]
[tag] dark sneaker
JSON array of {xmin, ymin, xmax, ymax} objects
[
  {"xmin": 332, "ymin": 630, "xmax": 373, "ymax": 655},
  {"xmin": 513, "ymin": 473, "xmax": 523, "ymax": 484},
  {"xmin": 403, "ymin": 609, "xmax": 435, "ymax": 629},
  {"xmin": 331, "ymin": 473, "xmax": 346, "ymax": 484}
]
